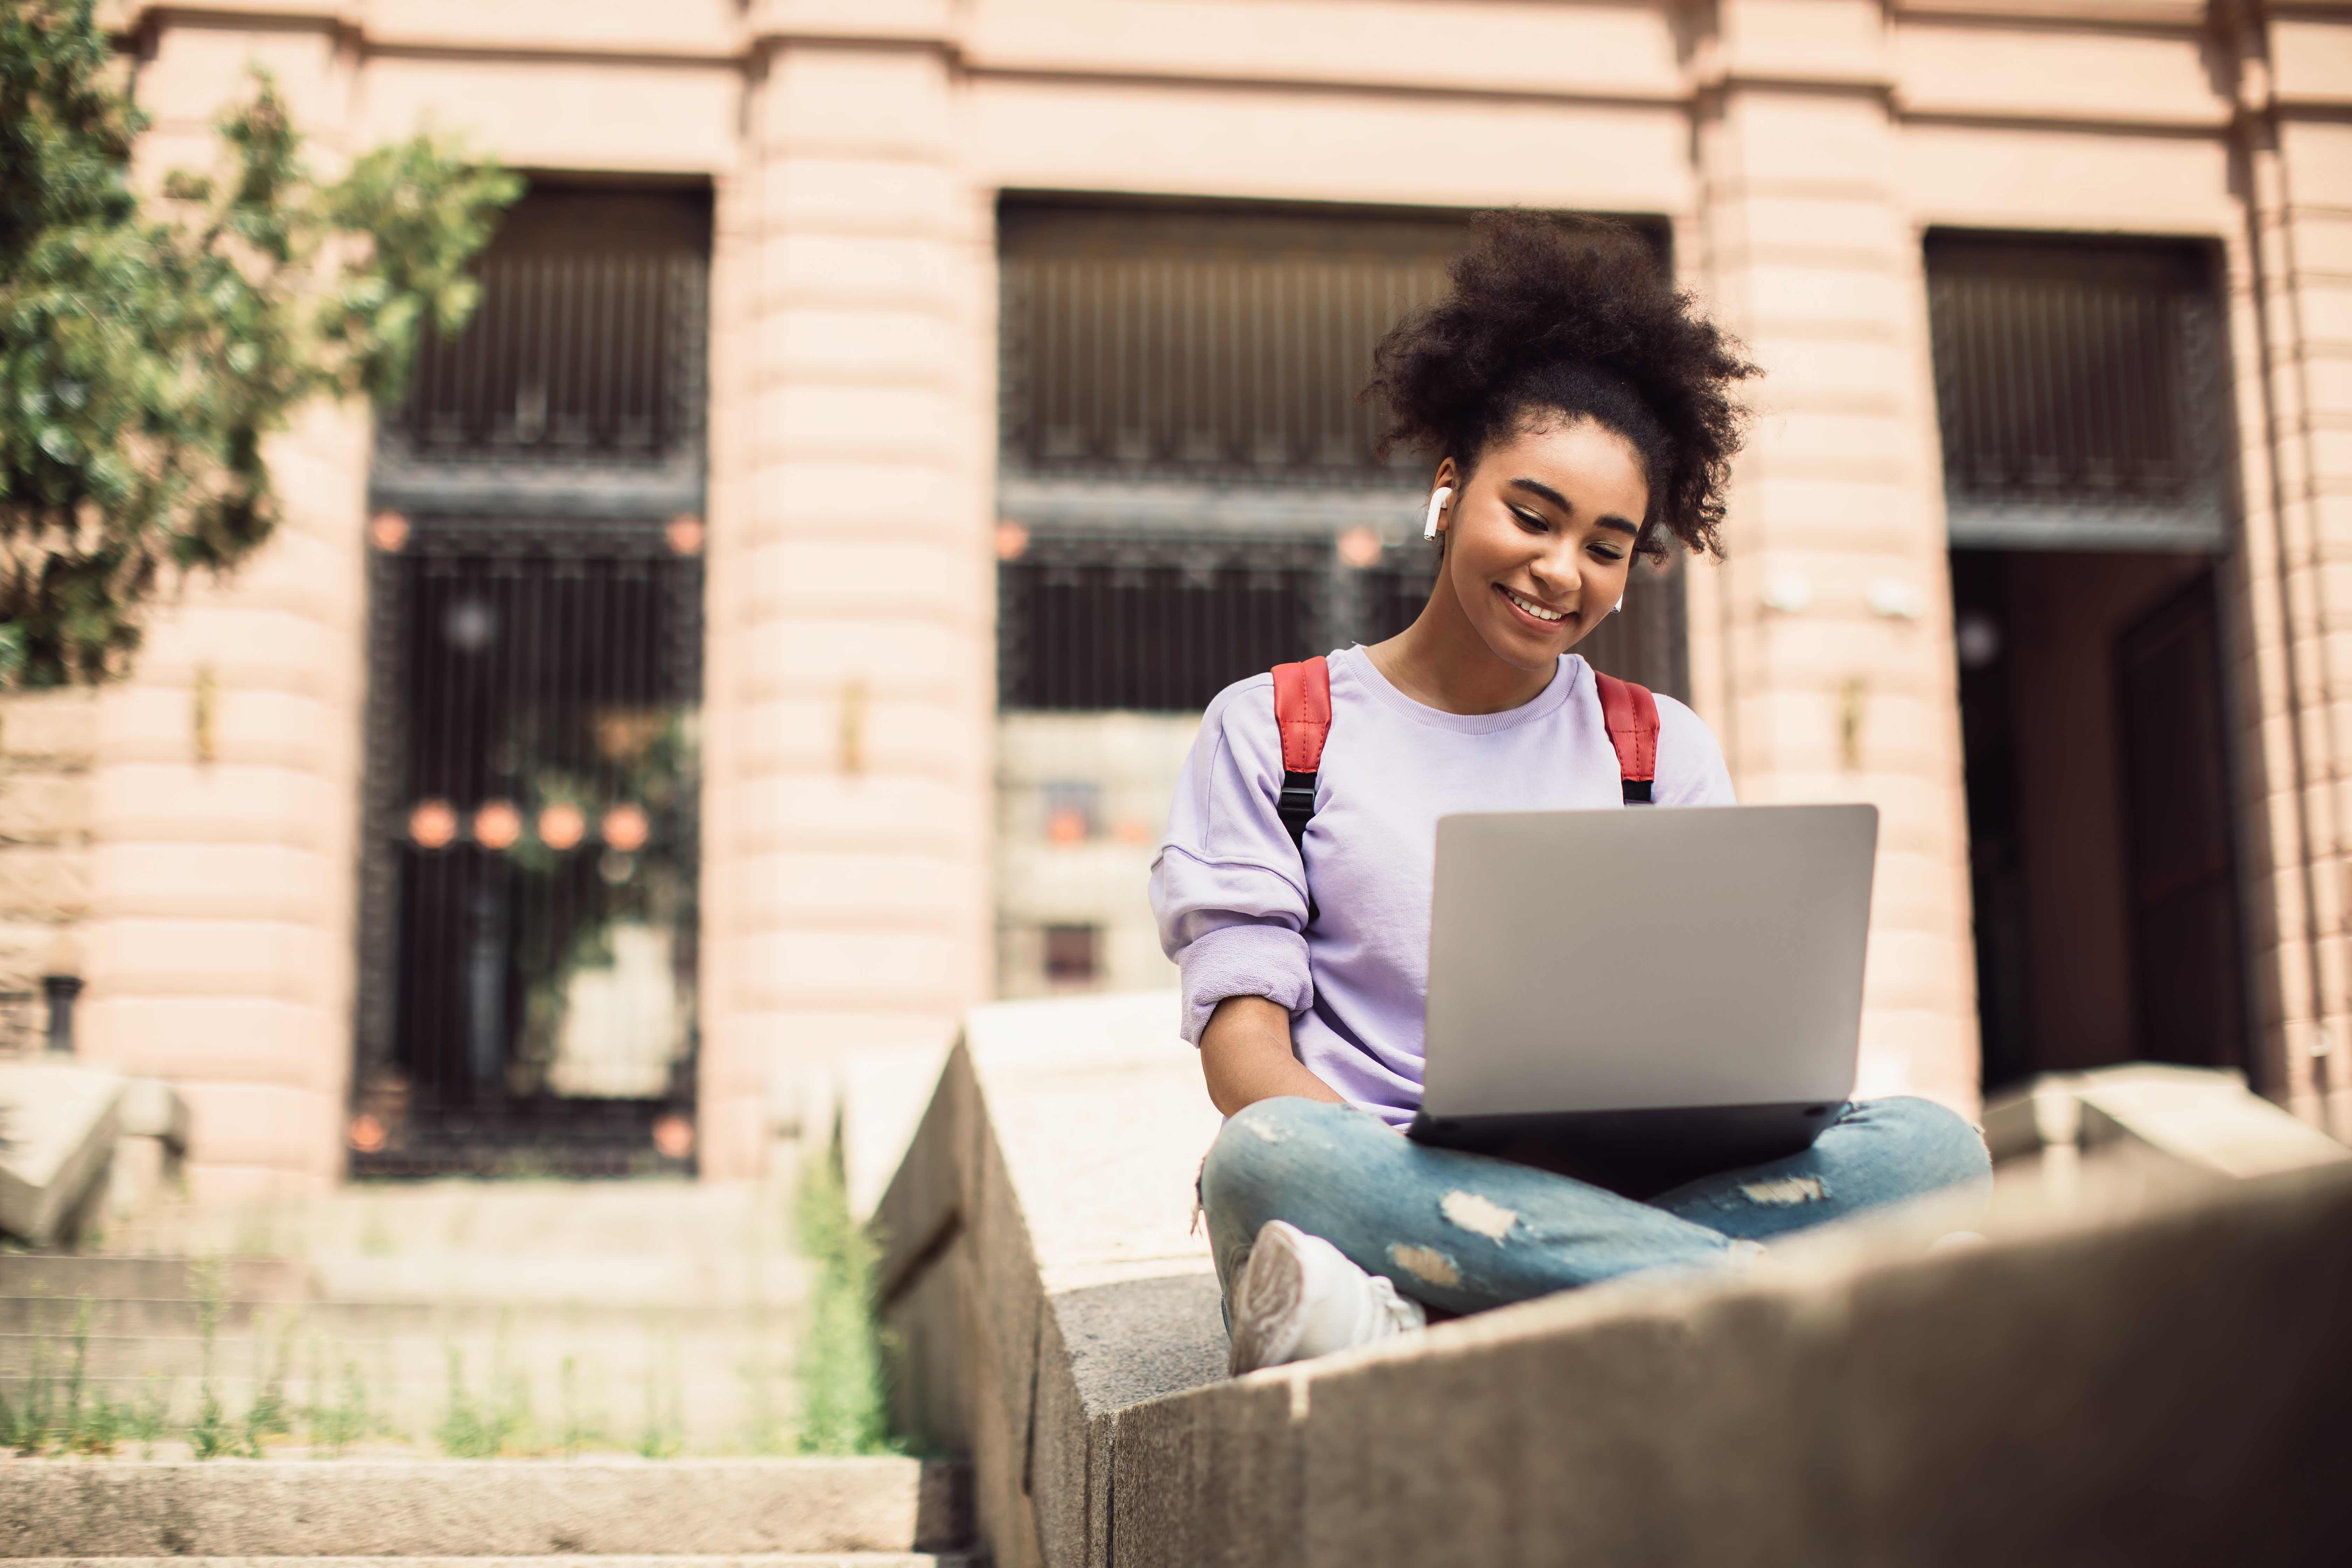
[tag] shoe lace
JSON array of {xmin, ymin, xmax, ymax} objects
[{"xmin": 1366, "ymin": 1274, "xmax": 1424, "ymax": 1335}]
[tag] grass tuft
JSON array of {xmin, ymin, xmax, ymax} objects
[
  {"xmin": 791, "ymin": 1153, "xmax": 900, "ymax": 1456},
  {"xmin": 188, "ymin": 1259, "xmax": 232, "ymax": 1460},
  {"xmin": 435, "ymin": 1345, "xmax": 532, "ymax": 1457},
  {"xmin": 130, "ymin": 1374, "xmax": 170, "ymax": 1460}
]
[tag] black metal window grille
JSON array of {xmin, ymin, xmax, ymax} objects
[
  {"xmin": 1000, "ymin": 534, "xmax": 1329, "ymax": 711},
  {"xmin": 357, "ymin": 181, "xmax": 711, "ymax": 1177},
  {"xmin": 373, "ymin": 186, "xmax": 711, "ymax": 519},
  {"xmin": 1000, "ymin": 201, "xmax": 1475, "ymax": 483},
  {"xmin": 996, "ymin": 198, "xmax": 1688, "ymax": 710},
  {"xmin": 1926, "ymin": 233, "xmax": 2228, "ymax": 548},
  {"xmin": 355, "ymin": 519, "xmax": 704, "ymax": 1176}
]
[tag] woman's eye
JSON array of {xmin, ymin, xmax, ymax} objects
[
  {"xmin": 1590, "ymin": 546, "xmax": 1626, "ymax": 564},
  {"xmin": 1510, "ymin": 507, "xmax": 1547, "ymax": 533}
]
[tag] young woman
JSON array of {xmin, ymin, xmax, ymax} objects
[{"xmin": 1150, "ymin": 214, "xmax": 1991, "ymax": 1376}]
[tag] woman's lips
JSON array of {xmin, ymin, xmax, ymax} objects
[{"xmin": 1496, "ymin": 582, "xmax": 1572, "ymax": 630}]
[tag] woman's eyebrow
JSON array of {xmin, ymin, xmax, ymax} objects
[
  {"xmin": 1508, "ymin": 477, "xmax": 1638, "ymax": 537},
  {"xmin": 1506, "ymin": 477, "xmax": 1570, "ymax": 511}
]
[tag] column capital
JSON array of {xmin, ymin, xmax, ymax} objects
[{"xmin": 1696, "ymin": 0, "xmax": 1895, "ymax": 98}]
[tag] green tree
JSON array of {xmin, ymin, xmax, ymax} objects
[{"xmin": 0, "ymin": 0, "xmax": 517, "ymax": 686}]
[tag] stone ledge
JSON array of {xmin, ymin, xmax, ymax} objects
[
  {"xmin": 872, "ymin": 993, "xmax": 1221, "ymax": 1568},
  {"xmin": 0, "ymin": 1459, "xmax": 972, "ymax": 1558},
  {"xmin": 1982, "ymin": 1062, "xmax": 2352, "ymax": 1180},
  {"xmin": 876, "ymin": 996, "xmax": 2352, "ymax": 1568},
  {"xmin": 12, "ymin": 1558, "xmax": 975, "ymax": 1568}
]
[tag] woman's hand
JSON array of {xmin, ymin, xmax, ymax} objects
[{"xmin": 1199, "ymin": 995, "xmax": 1345, "ymax": 1116}]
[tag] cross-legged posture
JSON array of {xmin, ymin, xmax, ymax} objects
[{"xmin": 1148, "ymin": 215, "xmax": 1991, "ymax": 1376}]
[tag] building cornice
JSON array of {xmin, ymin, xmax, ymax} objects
[
  {"xmin": 1887, "ymin": 0, "xmax": 2211, "ymax": 25},
  {"xmin": 100, "ymin": 0, "xmax": 2308, "ymax": 140},
  {"xmin": 103, "ymin": 1, "xmax": 362, "ymax": 32}
]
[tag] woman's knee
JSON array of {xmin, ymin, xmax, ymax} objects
[
  {"xmin": 1199, "ymin": 1096, "xmax": 1368, "ymax": 1225},
  {"xmin": 1863, "ymin": 1096, "xmax": 1992, "ymax": 1187}
]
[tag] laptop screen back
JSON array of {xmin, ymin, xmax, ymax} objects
[{"xmin": 1421, "ymin": 804, "xmax": 1878, "ymax": 1117}]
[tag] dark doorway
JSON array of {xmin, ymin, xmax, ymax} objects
[
  {"xmin": 2114, "ymin": 573, "xmax": 2249, "ymax": 1071},
  {"xmin": 1953, "ymin": 550, "xmax": 2249, "ymax": 1091},
  {"xmin": 1926, "ymin": 229, "xmax": 2242, "ymax": 1092}
]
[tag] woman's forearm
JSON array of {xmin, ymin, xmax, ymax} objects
[{"xmin": 1199, "ymin": 995, "xmax": 1345, "ymax": 1116}]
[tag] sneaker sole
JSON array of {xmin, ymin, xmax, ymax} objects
[{"xmin": 1226, "ymin": 1223, "xmax": 1312, "ymax": 1375}]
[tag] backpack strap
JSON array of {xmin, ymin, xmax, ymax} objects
[
  {"xmin": 1270, "ymin": 657, "xmax": 1332, "ymax": 921},
  {"xmin": 1594, "ymin": 672, "xmax": 1660, "ymax": 805}
]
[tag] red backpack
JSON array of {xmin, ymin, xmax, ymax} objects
[{"xmin": 1270, "ymin": 654, "xmax": 1660, "ymax": 916}]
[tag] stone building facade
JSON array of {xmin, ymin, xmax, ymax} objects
[{"xmin": 8, "ymin": 0, "xmax": 2347, "ymax": 1196}]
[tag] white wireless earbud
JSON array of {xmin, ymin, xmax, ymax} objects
[
  {"xmin": 1421, "ymin": 486, "xmax": 1453, "ymax": 542},
  {"xmin": 1615, "ymin": 595, "xmax": 1625, "ymax": 612}
]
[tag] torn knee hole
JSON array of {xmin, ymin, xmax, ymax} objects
[
  {"xmin": 1438, "ymin": 1190, "xmax": 1518, "ymax": 1241},
  {"xmin": 1740, "ymin": 1175, "xmax": 1826, "ymax": 1205},
  {"xmin": 1387, "ymin": 1243, "xmax": 1460, "ymax": 1288}
]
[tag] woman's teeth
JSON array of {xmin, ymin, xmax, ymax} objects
[{"xmin": 1503, "ymin": 587, "xmax": 1566, "ymax": 623}]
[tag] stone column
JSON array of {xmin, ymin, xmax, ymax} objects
[
  {"xmin": 2229, "ymin": 2, "xmax": 2352, "ymax": 1134},
  {"xmin": 79, "ymin": 11, "xmax": 371, "ymax": 1202},
  {"xmin": 1691, "ymin": 0, "xmax": 1980, "ymax": 1110},
  {"xmin": 702, "ymin": 4, "xmax": 993, "ymax": 1180}
]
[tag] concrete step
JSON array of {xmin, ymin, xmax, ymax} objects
[
  {"xmin": 0, "ymin": 1269, "xmax": 811, "ymax": 1452},
  {"xmin": 0, "ymin": 1459, "xmax": 971, "ymax": 1557},
  {"xmin": 19, "ymin": 1177, "xmax": 827, "ymax": 1454},
  {"xmin": 11, "ymin": 1559, "xmax": 977, "ymax": 1568},
  {"xmin": 305, "ymin": 1252, "xmax": 807, "ymax": 1308},
  {"xmin": 0, "ymin": 1325, "xmax": 804, "ymax": 1453},
  {"xmin": 0, "ymin": 1295, "xmax": 799, "ymax": 1338},
  {"xmin": 107, "ymin": 1180, "xmax": 799, "ymax": 1273},
  {"xmin": 0, "ymin": 1256, "xmax": 312, "ymax": 1303}
]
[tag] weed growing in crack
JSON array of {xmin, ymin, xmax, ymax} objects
[
  {"xmin": 636, "ymin": 1332, "xmax": 684, "ymax": 1459},
  {"xmin": 792, "ymin": 1152, "xmax": 900, "ymax": 1456},
  {"xmin": 2, "ymin": 1298, "xmax": 51, "ymax": 1453},
  {"xmin": 131, "ymin": 1374, "xmax": 171, "ymax": 1460},
  {"xmin": 737, "ymin": 1340, "xmax": 791, "ymax": 1456},
  {"xmin": 437, "ymin": 1345, "xmax": 531, "ymax": 1457},
  {"xmin": 304, "ymin": 1336, "xmax": 370, "ymax": 1457},
  {"xmin": 558, "ymin": 1354, "xmax": 606, "ymax": 1458},
  {"xmin": 239, "ymin": 1312, "xmax": 295, "ymax": 1457},
  {"xmin": 59, "ymin": 1297, "xmax": 91, "ymax": 1448},
  {"xmin": 188, "ymin": 1259, "xmax": 231, "ymax": 1459}
]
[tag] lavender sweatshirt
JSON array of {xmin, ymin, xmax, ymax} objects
[{"xmin": 1149, "ymin": 644, "xmax": 1736, "ymax": 1124}]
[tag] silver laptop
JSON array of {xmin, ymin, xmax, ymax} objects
[{"xmin": 1407, "ymin": 804, "xmax": 1878, "ymax": 1193}]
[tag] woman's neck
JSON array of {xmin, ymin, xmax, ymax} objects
[{"xmin": 1365, "ymin": 570, "xmax": 1559, "ymax": 715}]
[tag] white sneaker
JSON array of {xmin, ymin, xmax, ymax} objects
[{"xmin": 1226, "ymin": 1219, "xmax": 1427, "ymax": 1375}]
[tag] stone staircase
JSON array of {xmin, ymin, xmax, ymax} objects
[
  {"xmin": 0, "ymin": 1454, "xmax": 976, "ymax": 1565},
  {"xmin": 0, "ymin": 1173, "xmax": 979, "ymax": 1563},
  {"xmin": 2, "ymin": 1178, "xmax": 815, "ymax": 1455}
]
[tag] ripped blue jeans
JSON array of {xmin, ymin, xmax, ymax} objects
[{"xmin": 1199, "ymin": 1096, "xmax": 1991, "ymax": 1317}]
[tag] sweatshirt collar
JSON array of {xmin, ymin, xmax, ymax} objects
[{"xmin": 1334, "ymin": 645, "xmax": 1585, "ymax": 735}]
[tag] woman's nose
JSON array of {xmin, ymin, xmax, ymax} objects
[{"xmin": 1527, "ymin": 548, "xmax": 1579, "ymax": 603}]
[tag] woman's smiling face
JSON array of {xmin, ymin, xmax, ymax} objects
[{"xmin": 1433, "ymin": 415, "xmax": 1651, "ymax": 673}]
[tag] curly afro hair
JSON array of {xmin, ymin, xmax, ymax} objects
[{"xmin": 1366, "ymin": 211, "xmax": 1756, "ymax": 559}]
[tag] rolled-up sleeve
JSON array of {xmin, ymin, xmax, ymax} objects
[{"xmin": 1148, "ymin": 677, "xmax": 1315, "ymax": 1044}]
